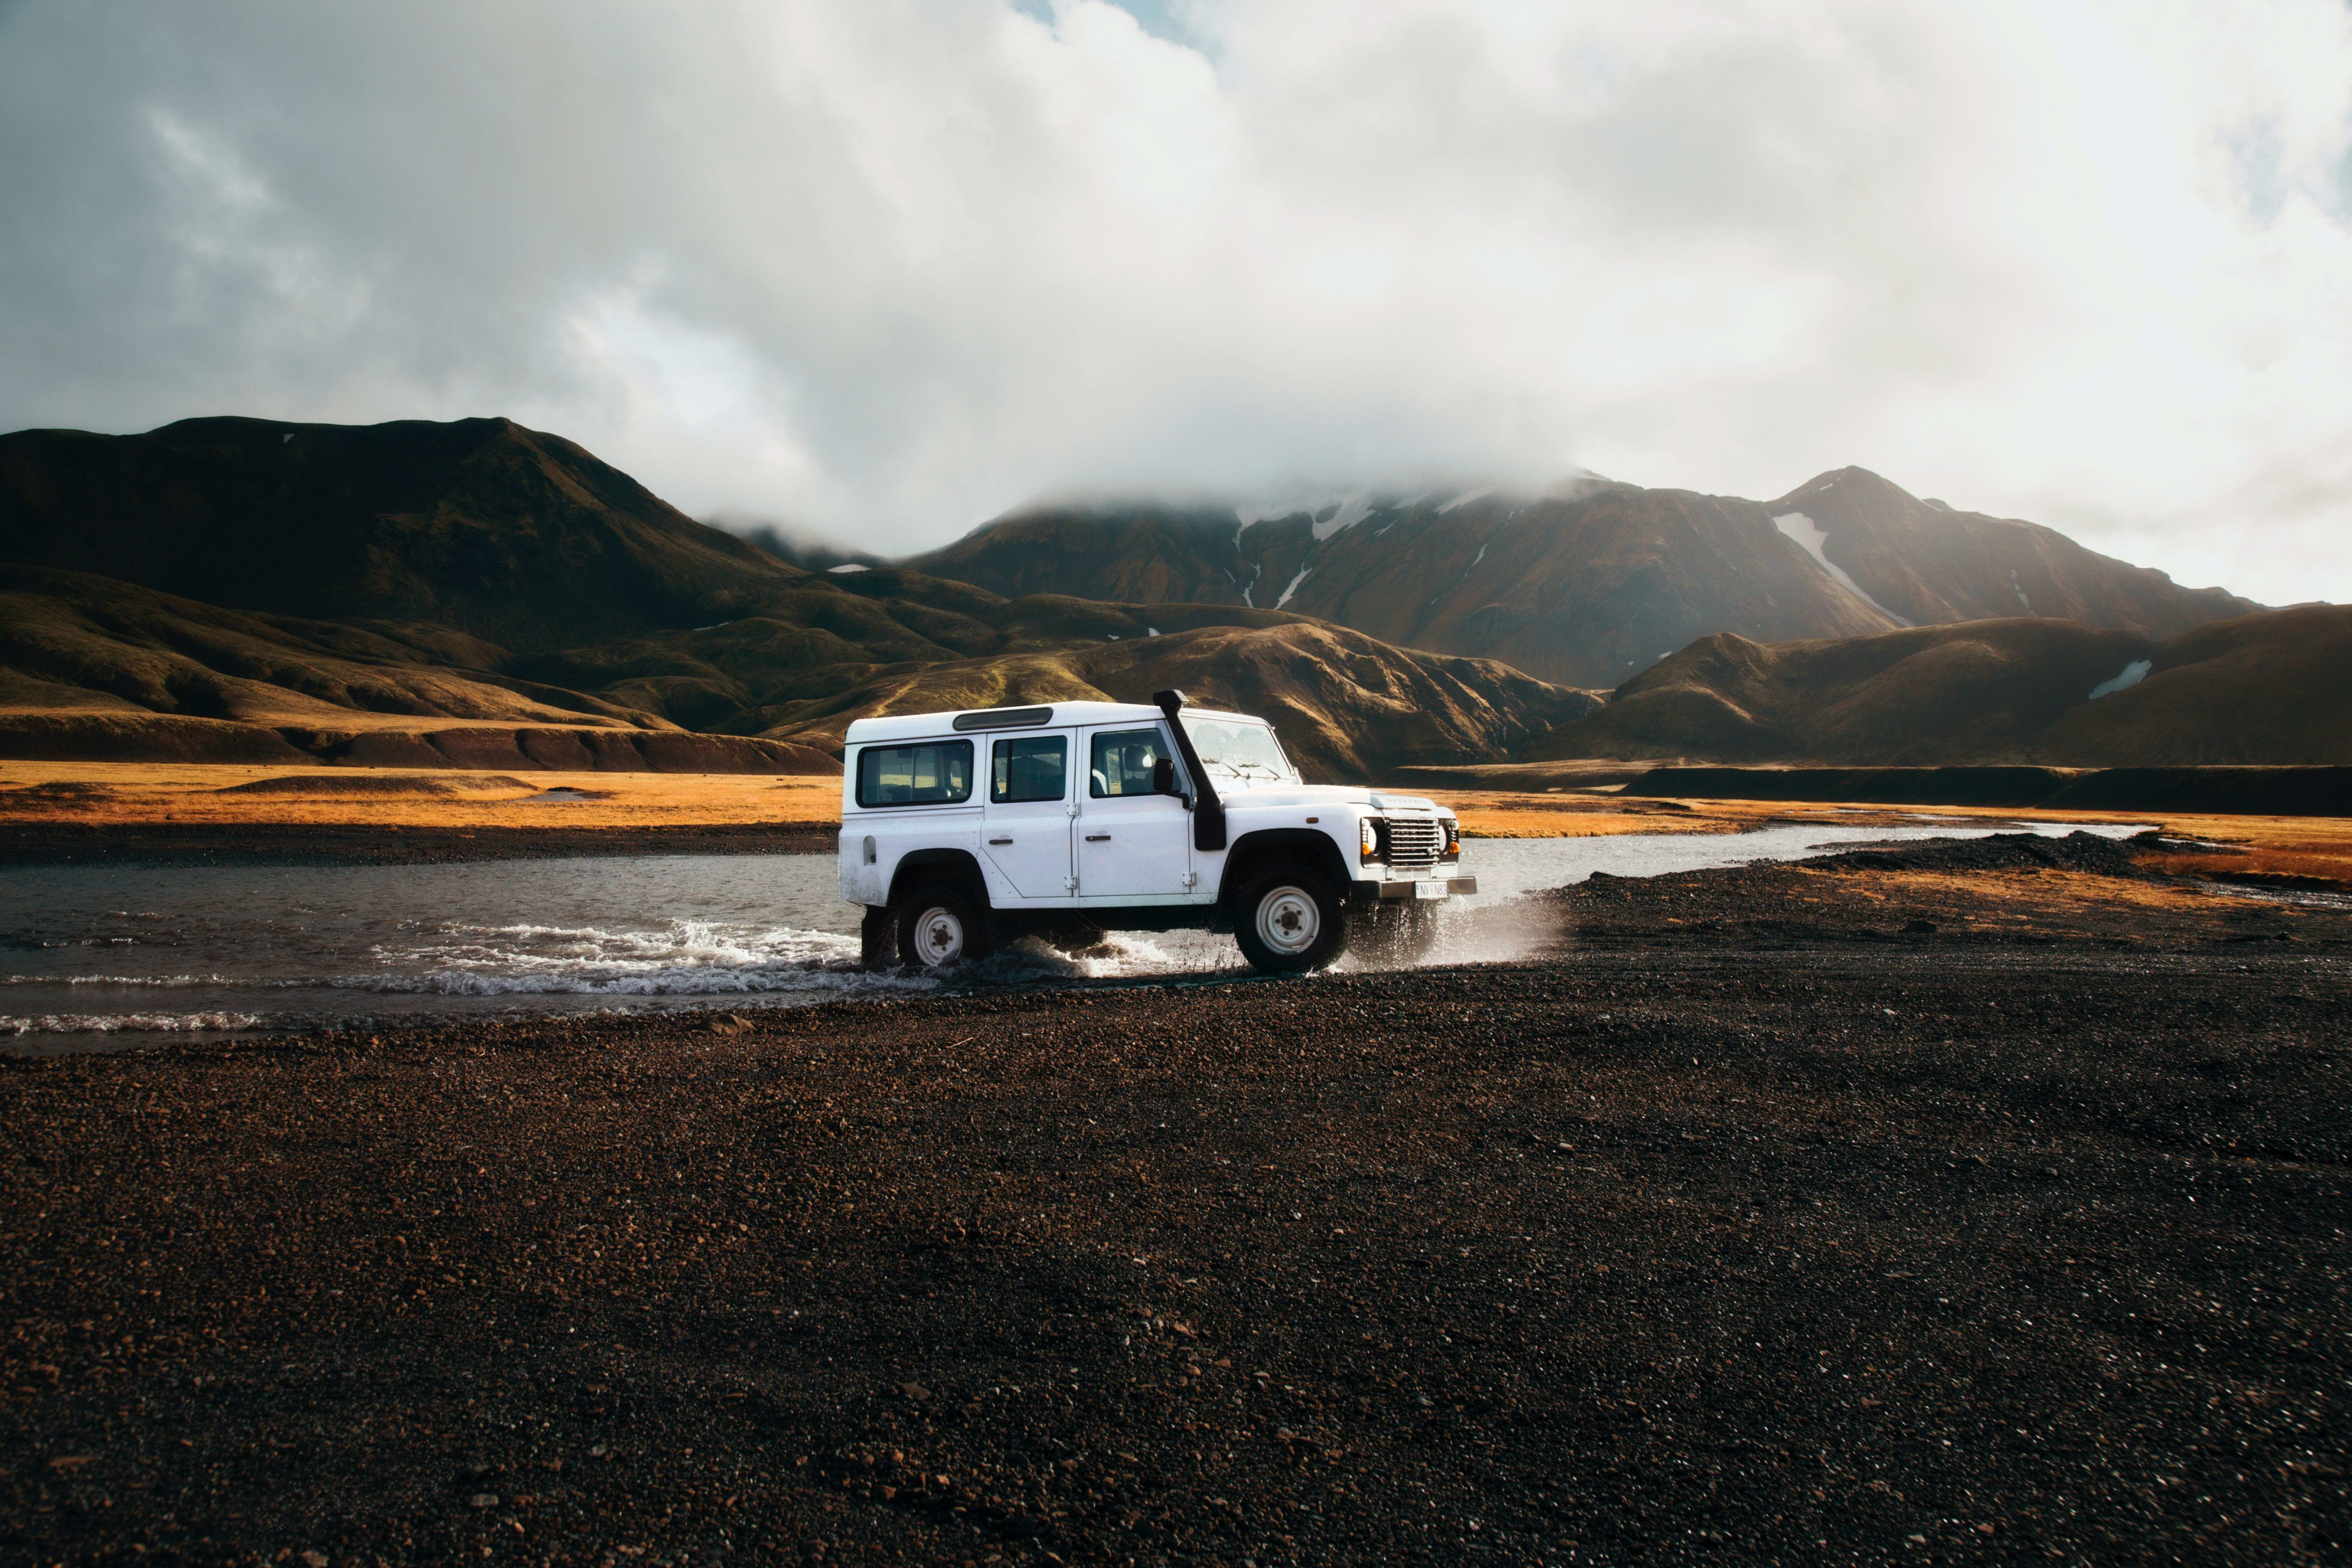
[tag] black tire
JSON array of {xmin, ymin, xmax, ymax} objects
[
  {"xmin": 892, "ymin": 885, "xmax": 991, "ymax": 970},
  {"xmin": 1232, "ymin": 863, "xmax": 1348, "ymax": 974}
]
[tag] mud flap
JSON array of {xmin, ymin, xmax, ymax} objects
[{"xmin": 859, "ymin": 905, "xmax": 894, "ymax": 970}]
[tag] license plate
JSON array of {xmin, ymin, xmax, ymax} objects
[{"xmin": 1414, "ymin": 880, "xmax": 1449, "ymax": 900}]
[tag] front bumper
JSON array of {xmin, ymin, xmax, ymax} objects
[{"xmin": 1352, "ymin": 875, "xmax": 1476, "ymax": 900}]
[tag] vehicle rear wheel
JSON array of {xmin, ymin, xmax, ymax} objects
[
  {"xmin": 892, "ymin": 885, "xmax": 990, "ymax": 970},
  {"xmin": 1232, "ymin": 864, "xmax": 1347, "ymax": 974}
]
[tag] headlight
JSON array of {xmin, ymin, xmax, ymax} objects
[
  {"xmin": 1442, "ymin": 819, "xmax": 1460, "ymax": 857},
  {"xmin": 1360, "ymin": 817, "xmax": 1380, "ymax": 859}
]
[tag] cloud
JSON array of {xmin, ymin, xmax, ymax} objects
[{"xmin": 0, "ymin": 0, "xmax": 2348, "ymax": 602}]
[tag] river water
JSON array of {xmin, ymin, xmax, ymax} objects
[{"xmin": 2, "ymin": 819, "xmax": 2147, "ymax": 1053}]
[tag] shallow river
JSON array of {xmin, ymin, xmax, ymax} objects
[{"xmin": 2, "ymin": 818, "xmax": 2147, "ymax": 1053}]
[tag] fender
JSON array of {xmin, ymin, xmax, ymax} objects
[
  {"xmin": 1216, "ymin": 827, "xmax": 1352, "ymax": 906},
  {"xmin": 887, "ymin": 848, "xmax": 990, "ymax": 909}
]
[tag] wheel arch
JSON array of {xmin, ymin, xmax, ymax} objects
[
  {"xmin": 887, "ymin": 848, "xmax": 990, "ymax": 910},
  {"xmin": 1217, "ymin": 827, "xmax": 1352, "ymax": 907}
]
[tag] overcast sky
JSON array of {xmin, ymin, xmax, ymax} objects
[{"xmin": 2, "ymin": 1, "xmax": 2348, "ymax": 602}]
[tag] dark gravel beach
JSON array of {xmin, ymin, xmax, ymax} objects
[{"xmin": 4, "ymin": 850, "xmax": 2349, "ymax": 1566}]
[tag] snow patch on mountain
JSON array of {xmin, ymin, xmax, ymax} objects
[
  {"xmin": 1311, "ymin": 493, "xmax": 1374, "ymax": 541},
  {"xmin": 1235, "ymin": 491, "xmax": 1375, "ymax": 540},
  {"xmin": 2087, "ymin": 659, "xmax": 2152, "ymax": 700},
  {"xmin": 1771, "ymin": 511, "xmax": 1910, "ymax": 626}
]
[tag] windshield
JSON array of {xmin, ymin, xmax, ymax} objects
[{"xmin": 1181, "ymin": 716, "xmax": 1294, "ymax": 780}]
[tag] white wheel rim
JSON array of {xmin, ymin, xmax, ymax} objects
[
  {"xmin": 1255, "ymin": 885, "xmax": 1319, "ymax": 956},
  {"xmin": 914, "ymin": 907, "xmax": 966, "ymax": 965}
]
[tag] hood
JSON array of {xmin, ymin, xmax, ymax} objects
[{"xmin": 1221, "ymin": 781, "xmax": 1449, "ymax": 814}]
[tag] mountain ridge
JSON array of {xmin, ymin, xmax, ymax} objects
[
  {"xmin": 902, "ymin": 470, "xmax": 2261, "ymax": 687},
  {"xmin": 0, "ymin": 414, "xmax": 2310, "ymax": 782},
  {"xmin": 0, "ymin": 415, "xmax": 820, "ymax": 652}
]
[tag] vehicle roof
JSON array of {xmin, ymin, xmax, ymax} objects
[{"xmin": 843, "ymin": 701, "xmax": 1256, "ymax": 745}]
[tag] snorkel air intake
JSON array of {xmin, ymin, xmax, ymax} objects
[{"xmin": 1152, "ymin": 688, "xmax": 1227, "ymax": 852}]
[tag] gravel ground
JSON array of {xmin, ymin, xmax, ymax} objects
[{"xmin": 4, "ymin": 853, "xmax": 2349, "ymax": 1566}]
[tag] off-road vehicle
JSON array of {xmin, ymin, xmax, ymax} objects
[{"xmin": 839, "ymin": 690, "xmax": 1474, "ymax": 973}]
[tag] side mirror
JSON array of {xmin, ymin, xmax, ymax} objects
[{"xmin": 1152, "ymin": 756, "xmax": 1177, "ymax": 794}]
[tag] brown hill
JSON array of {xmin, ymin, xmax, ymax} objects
[
  {"xmin": 907, "ymin": 476, "xmax": 2258, "ymax": 687},
  {"xmin": 0, "ymin": 416, "xmax": 820, "ymax": 650},
  {"xmin": 0, "ymin": 553, "xmax": 1589, "ymax": 780},
  {"xmin": 1524, "ymin": 606, "xmax": 2350, "ymax": 767},
  {"xmin": 516, "ymin": 584, "xmax": 1597, "ymax": 781},
  {"xmin": 740, "ymin": 621, "xmax": 1600, "ymax": 782},
  {"xmin": 508, "ymin": 574, "xmax": 1322, "ymax": 730},
  {"xmin": 0, "ymin": 565, "xmax": 838, "ymax": 772},
  {"xmin": 0, "ymin": 565, "xmax": 652, "ymax": 729}
]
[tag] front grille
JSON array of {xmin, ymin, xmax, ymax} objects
[{"xmin": 1384, "ymin": 819, "xmax": 1443, "ymax": 873}]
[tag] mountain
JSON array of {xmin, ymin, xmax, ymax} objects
[
  {"xmin": 1760, "ymin": 468, "xmax": 2258, "ymax": 633},
  {"xmin": 6, "ymin": 415, "xmax": 2288, "ymax": 780},
  {"xmin": 1522, "ymin": 605, "xmax": 2352, "ymax": 767},
  {"xmin": 0, "ymin": 418, "xmax": 1596, "ymax": 779},
  {"xmin": 905, "ymin": 472, "xmax": 2260, "ymax": 687},
  {"xmin": 0, "ymin": 415, "xmax": 821, "ymax": 651}
]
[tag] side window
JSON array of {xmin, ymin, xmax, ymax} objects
[
  {"xmin": 990, "ymin": 734, "xmax": 1068, "ymax": 803},
  {"xmin": 1090, "ymin": 727, "xmax": 1173, "ymax": 798},
  {"xmin": 854, "ymin": 741, "xmax": 973, "ymax": 807}
]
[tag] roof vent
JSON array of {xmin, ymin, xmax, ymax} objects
[{"xmin": 951, "ymin": 705, "xmax": 1054, "ymax": 731}]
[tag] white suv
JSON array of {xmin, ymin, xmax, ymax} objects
[{"xmin": 839, "ymin": 690, "xmax": 1474, "ymax": 974}]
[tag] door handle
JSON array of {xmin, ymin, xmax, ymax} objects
[
  {"xmin": 1084, "ymin": 833, "xmax": 1111, "ymax": 842},
  {"xmin": 987, "ymin": 837, "xmax": 1013, "ymax": 845}
]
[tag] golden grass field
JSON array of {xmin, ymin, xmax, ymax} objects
[
  {"xmin": 0, "ymin": 762, "xmax": 843, "ymax": 831},
  {"xmin": 1, "ymin": 760, "xmax": 2345, "ymax": 877}
]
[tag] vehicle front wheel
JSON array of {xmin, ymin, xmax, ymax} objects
[
  {"xmin": 892, "ymin": 885, "xmax": 990, "ymax": 970},
  {"xmin": 1232, "ymin": 864, "xmax": 1348, "ymax": 974}
]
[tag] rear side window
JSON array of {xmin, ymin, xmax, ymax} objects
[
  {"xmin": 991, "ymin": 735, "xmax": 1068, "ymax": 803},
  {"xmin": 1090, "ymin": 727, "xmax": 1172, "ymax": 797},
  {"xmin": 855, "ymin": 741, "xmax": 973, "ymax": 807}
]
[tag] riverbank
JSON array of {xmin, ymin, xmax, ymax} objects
[
  {"xmin": 4, "ymin": 847, "xmax": 2346, "ymax": 1564},
  {"xmin": 0, "ymin": 765, "xmax": 837, "ymax": 864},
  {"xmin": 0, "ymin": 819, "xmax": 842, "ymax": 865}
]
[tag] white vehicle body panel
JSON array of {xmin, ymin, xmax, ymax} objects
[
  {"xmin": 1076, "ymin": 720, "xmax": 1200, "ymax": 904},
  {"xmin": 977, "ymin": 726, "xmax": 1076, "ymax": 898},
  {"xmin": 839, "ymin": 702, "xmax": 1464, "ymax": 924}
]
